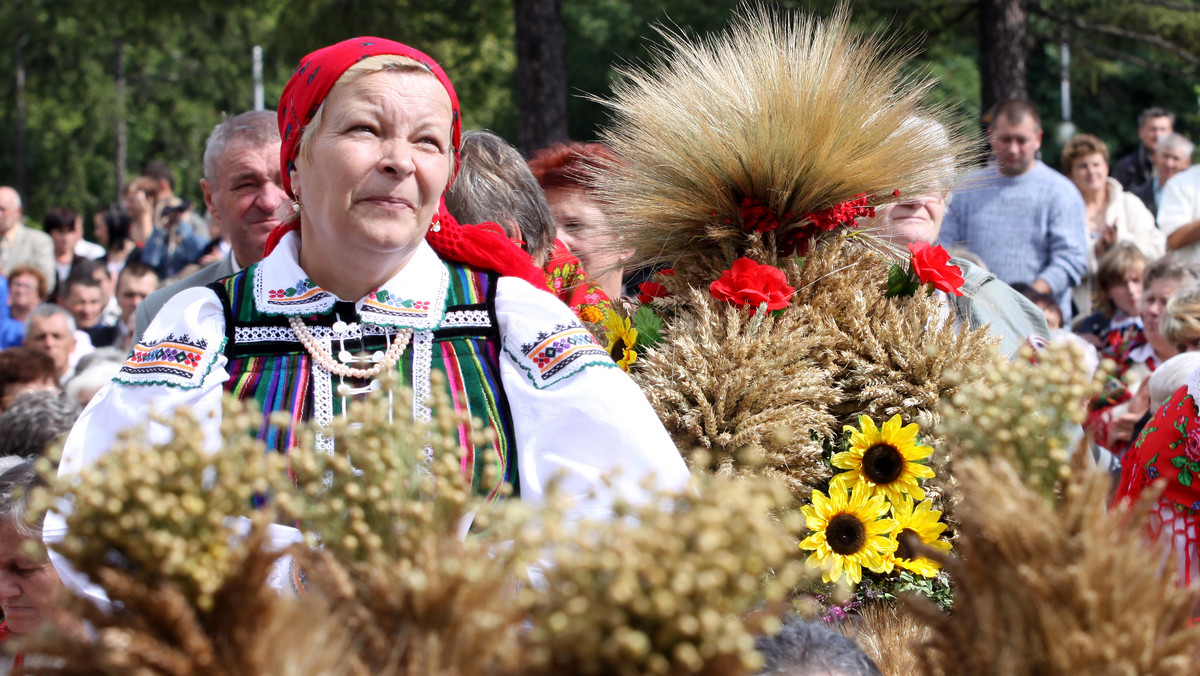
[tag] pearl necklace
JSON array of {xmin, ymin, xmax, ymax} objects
[{"xmin": 288, "ymin": 316, "xmax": 412, "ymax": 379}]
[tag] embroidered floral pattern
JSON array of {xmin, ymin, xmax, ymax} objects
[
  {"xmin": 543, "ymin": 247, "xmax": 613, "ymax": 326},
  {"xmin": 1115, "ymin": 388, "xmax": 1200, "ymax": 516},
  {"xmin": 118, "ymin": 333, "xmax": 219, "ymax": 389},
  {"xmin": 509, "ymin": 323, "xmax": 614, "ymax": 388},
  {"xmin": 268, "ymin": 278, "xmax": 327, "ymax": 304}
]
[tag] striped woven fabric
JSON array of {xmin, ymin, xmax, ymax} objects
[{"xmin": 209, "ymin": 260, "xmax": 518, "ymax": 499}]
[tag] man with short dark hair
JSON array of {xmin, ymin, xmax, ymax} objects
[
  {"xmin": 1114, "ymin": 107, "xmax": 1175, "ymax": 189},
  {"xmin": 941, "ymin": 99, "xmax": 1088, "ymax": 320},
  {"xmin": 43, "ymin": 208, "xmax": 88, "ymax": 302},
  {"xmin": 61, "ymin": 274, "xmax": 117, "ymax": 348},
  {"xmin": 133, "ymin": 111, "xmax": 287, "ymax": 343},
  {"xmin": 114, "ymin": 262, "xmax": 158, "ymax": 352}
]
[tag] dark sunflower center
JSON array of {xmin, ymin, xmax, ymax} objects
[
  {"xmin": 862, "ymin": 444, "xmax": 904, "ymax": 484},
  {"xmin": 610, "ymin": 338, "xmax": 627, "ymax": 361},
  {"xmin": 895, "ymin": 528, "xmax": 919, "ymax": 561},
  {"xmin": 826, "ymin": 513, "xmax": 867, "ymax": 556}
]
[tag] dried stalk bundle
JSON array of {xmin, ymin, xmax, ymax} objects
[
  {"xmin": 19, "ymin": 526, "xmax": 361, "ymax": 676},
  {"xmin": 31, "ymin": 400, "xmax": 296, "ymax": 613},
  {"xmin": 281, "ymin": 371, "xmax": 532, "ymax": 676},
  {"xmin": 836, "ymin": 603, "xmax": 929, "ymax": 676},
  {"xmin": 637, "ymin": 237, "xmax": 997, "ymax": 503},
  {"xmin": 789, "ymin": 238, "xmax": 998, "ymax": 432},
  {"xmin": 591, "ymin": 4, "xmax": 975, "ymax": 286},
  {"xmin": 635, "ymin": 275, "xmax": 841, "ymax": 498},
  {"xmin": 507, "ymin": 471, "xmax": 811, "ymax": 676},
  {"xmin": 909, "ymin": 454, "xmax": 1200, "ymax": 675},
  {"xmin": 22, "ymin": 401, "xmax": 355, "ymax": 675},
  {"xmin": 937, "ymin": 341, "xmax": 1104, "ymax": 499}
]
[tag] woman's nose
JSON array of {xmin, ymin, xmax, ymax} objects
[{"xmin": 379, "ymin": 140, "xmax": 416, "ymax": 175}]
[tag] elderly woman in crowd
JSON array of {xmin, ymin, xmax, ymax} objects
[
  {"xmin": 51, "ymin": 38, "xmax": 688, "ymax": 593},
  {"xmin": 445, "ymin": 130, "xmax": 611, "ymax": 325},
  {"xmin": 0, "ymin": 459, "xmax": 86, "ymax": 661},
  {"xmin": 1062, "ymin": 134, "xmax": 1164, "ymax": 319},
  {"xmin": 875, "ymin": 190, "xmax": 1049, "ymax": 357},
  {"xmin": 1112, "ymin": 290, "xmax": 1200, "ymax": 586},
  {"xmin": 528, "ymin": 142, "xmax": 632, "ymax": 300},
  {"xmin": 6, "ymin": 266, "xmax": 47, "ymax": 325}
]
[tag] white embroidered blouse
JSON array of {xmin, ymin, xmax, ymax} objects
[{"xmin": 47, "ymin": 231, "xmax": 689, "ymax": 604}]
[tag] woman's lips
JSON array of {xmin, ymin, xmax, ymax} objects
[{"xmin": 362, "ymin": 196, "xmax": 414, "ymax": 210}]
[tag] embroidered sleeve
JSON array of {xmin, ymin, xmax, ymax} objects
[
  {"xmin": 59, "ymin": 287, "xmax": 230, "ymax": 476},
  {"xmin": 117, "ymin": 288, "xmax": 227, "ymax": 389},
  {"xmin": 493, "ymin": 276, "xmax": 689, "ymax": 519},
  {"xmin": 505, "ymin": 322, "xmax": 613, "ymax": 389}
]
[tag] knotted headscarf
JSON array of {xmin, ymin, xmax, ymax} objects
[
  {"xmin": 265, "ymin": 37, "xmax": 543, "ymax": 287},
  {"xmin": 277, "ymin": 37, "xmax": 461, "ymax": 198}
]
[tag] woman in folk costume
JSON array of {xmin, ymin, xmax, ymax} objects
[{"xmin": 49, "ymin": 38, "xmax": 688, "ymax": 596}]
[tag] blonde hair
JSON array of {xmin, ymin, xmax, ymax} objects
[
  {"xmin": 1161, "ymin": 281, "xmax": 1200, "ymax": 350},
  {"xmin": 294, "ymin": 55, "xmax": 454, "ymax": 175}
]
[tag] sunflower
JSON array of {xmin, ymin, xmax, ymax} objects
[
  {"xmin": 887, "ymin": 494, "xmax": 952, "ymax": 578},
  {"xmin": 799, "ymin": 481, "xmax": 897, "ymax": 584},
  {"xmin": 601, "ymin": 308, "xmax": 638, "ymax": 371},
  {"xmin": 831, "ymin": 414, "xmax": 935, "ymax": 503}
]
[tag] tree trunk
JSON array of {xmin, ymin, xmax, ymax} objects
[
  {"xmin": 114, "ymin": 39, "xmax": 127, "ymax": 202},
  {"xmin": 978, "ymin": 0, "xmax": 1028, "ymax": 115},
  {"xmin": 15, "ymin": 34, "xmax": 28, "ymax": 200},
  {"xmin": 513, "ymin": 0, "xmax": 568, "ymax": 156}
]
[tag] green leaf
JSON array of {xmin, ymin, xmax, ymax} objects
[
  {"xmin": 1172, "ymin": 455, "xmax": 1189, "ymax": 469},
  {"xmin": 885, "ymin": 263, "xmax": 920, "ymax": 298},
  {"xmin": 1180, "ymin": 469, "xmax": 1193, "ymax": 487},
  {"xmin": 631, "ymin": 305, "xmax": 665, "ymax": 349}
]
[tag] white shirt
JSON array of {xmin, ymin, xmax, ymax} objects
[{"xmin": 1157, "ymin": 165, "xmax": 1200, "ymax": 265}]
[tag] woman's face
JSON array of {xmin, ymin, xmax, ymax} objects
[
  {"xmin": 1144, "ymin": 277, "xmax": 1183, "ymax": 341},
  {"xmin": 1107, "ymin": 269, "xmax": 1144, "ymax": 317},
  {"xmin": 0, "ymin": 521, "xmax": 65, "ymax": 635},
  {"xmin": 545, "ymin": 186, "xmax": 623, "ymax": 272},
  {"xmin": 9, "ymin": 273, "xmax": 41, "ymax": 311},
  {"xmin": 292, "ymin": 70, "xmax": 453, "ymax": 263},
  {"xmin": 877, "ymin": 193, "xmax": 946, "ymax": 246},
  {"xmin": 1070, "ymin": 153, "xmax": 1109, "ymax": 195}
]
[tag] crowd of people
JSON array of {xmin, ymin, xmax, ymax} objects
[{"xmin": 0, "ymin": 27, "xmax": 1199, "ymax": 671}]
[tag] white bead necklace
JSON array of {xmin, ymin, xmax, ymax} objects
[{"xmin": 288, "ymin": 316, "xmax": 412, "ymax": 379}]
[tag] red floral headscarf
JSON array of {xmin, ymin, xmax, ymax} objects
[
  {"xmin": 276, "ymin": 37, "xmax": 461, "ymax": 198},
  {"xmin": 265, "ymin": 36, "xmax": 543, "ymax": 287}
]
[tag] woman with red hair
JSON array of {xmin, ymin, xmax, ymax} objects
[{"xmin": 529, "ymin": 142, "xmax": 632, "ymax": 301}]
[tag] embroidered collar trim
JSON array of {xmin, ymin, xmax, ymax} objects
[{"xmin": 253, "ymin": 230, "xmax": 450, "ymax": 330}]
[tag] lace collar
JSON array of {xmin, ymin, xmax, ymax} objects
[{"xmin": 253, "ymin": 230, "xmax": 449, "ymax": 330}]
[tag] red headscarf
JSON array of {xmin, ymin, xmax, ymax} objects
[{"xmin": 265, "ymin": 36, "xmax": 543, "ymax": 287}]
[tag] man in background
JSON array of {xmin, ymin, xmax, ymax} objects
[
  {"xmin": 1113, "ymin": 107, "xmax": 1174, "ymax": 190},
  {"xmin": 0, "ymin": 187, "xmax": 55, "ymax": 294},
  {"xmin": 941, "ymin": 99, "xmax": 1088, "ymax": 321},
  {"xmin": 134, "ymin": 110, "xmax": 287, "ymax": 343}
]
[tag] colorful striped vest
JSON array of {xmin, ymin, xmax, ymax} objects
[{"xmin": 207, "ymin": 261, "xmax": 518, "ymax": 500}]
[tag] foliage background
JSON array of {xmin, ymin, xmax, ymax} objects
[{"xmin": 1, "ymin": 0, "xmax": 1198, "ymax": 225}]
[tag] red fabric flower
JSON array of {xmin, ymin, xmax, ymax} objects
[
  {"xmin": 637, "ymin": 269, "xmax": 674, "ymax": 304},
  {"xmin": 709, "ymin": 258, "xmax": 795, "ymax": 314},
  {"xmin": 907, "ymin": 241, "xmax": 965, "ymax": 297},
  {"xmin": 740, "ymin": 198, "xmax": 781, "ymax": 233}
]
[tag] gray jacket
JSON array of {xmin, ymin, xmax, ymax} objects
[
  {"xmin": 948, "ymin": 257, "xmax": 1051, "ymax": 358},
  {"xmin": 131, "ymin": 254, "xmax": 238, "ymax": 346}
]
